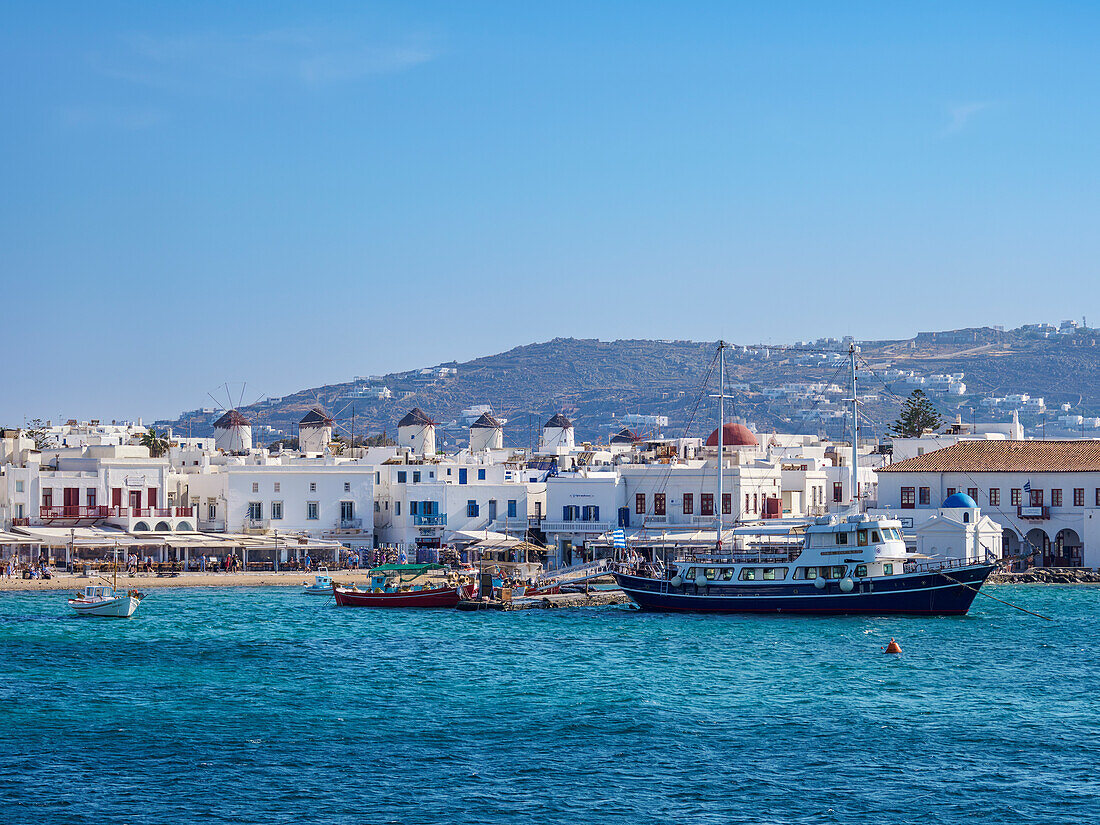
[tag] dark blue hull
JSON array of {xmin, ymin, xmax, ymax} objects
[{"xmin": 613, "ymin": 564, "xmax": 996, "ymax": 615}]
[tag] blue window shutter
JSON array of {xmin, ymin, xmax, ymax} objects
[{"xmin": 459, "ymin": 468, "xmax": 467, "ymax": 484}]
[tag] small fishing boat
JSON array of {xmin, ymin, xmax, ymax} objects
[
  {"xmin": 68, "ymin": 545, "xmax": 144, "ymax": 618},
  {"xmin": 333, "ymin": 565, "xmax": 475, "ymax": 607},
  {"xmin": 333, "ymin": 581, "xmax": 474, "ymax": 607},
  {"xmin": 69, "ymin": 584, "xmax": 143, "ymax": 617},
  {"xmin": 302, "ymin": 569, "xmax": 334, "ymax": 595}
]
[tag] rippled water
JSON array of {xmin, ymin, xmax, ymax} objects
[{"xmin": 0, "ymin": 585, "xmax": 1097, "ymax": 824}]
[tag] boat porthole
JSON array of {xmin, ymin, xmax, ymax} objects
[{"xmin": 792, "ymin": 589, "xmax": 798, "ymax": 594}]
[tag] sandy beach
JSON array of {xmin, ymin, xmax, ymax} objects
[{"xmin": 0, "ymin": 570, "xmax": 383, "ymax": 593}]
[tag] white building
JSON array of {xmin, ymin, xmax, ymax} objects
[
  {"xmin": 878, "ymin": 440, "xmax": 1100, "ymax": 567},
  {"xmin": 540, "ymin": 413, "xmax": 575, "ymax": 453}
]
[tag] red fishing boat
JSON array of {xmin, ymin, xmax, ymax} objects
[{"xmin": 333, "ymin": 582, "xmax": 474, "ymax": 608}]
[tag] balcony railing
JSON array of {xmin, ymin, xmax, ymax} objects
[
  {"xmin": 540, "ymin": 519, "xmax": 613, "ymax": 533},
  {"xmin": 339, "ymin": 517, "xmax": 363, "ymax": 529},
  {"xmin": 1018, "ymin": 505, "xmax": 1050, "ymax": 520},
  {"xmin": 39, "ymin": 506, "xmax": 109, "ymax": 521},
  {"xmin": 412, "ymin": 513, "xmax": 447, "ymax": 526}
]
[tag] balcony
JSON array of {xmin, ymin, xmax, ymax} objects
[
  {"xmin": 487, "ymin": 517, "xmax": 530, "ymax": 533},
  {"xmin": 339, "ymin": 517, "xmax": 363, "ymax": 529},
  {"xmin": 38, "ymin": 506, "xmax": 110, "ymax": 523},
  {"xmin": 540, "ymin": 519, "xmax": 613, "ymax": 534},
  {"xmin": 412, "ymin": 513, "xmax": 447, "ymax": 526},
  {"xmin": 1018, "ymin": 505, "xmax": 1050, "ymax": 520}
]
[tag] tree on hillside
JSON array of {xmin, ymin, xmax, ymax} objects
[
  {"xmin": 139, "ymin": 426, "xmax": 170, "ymax": 457},
  {"xmin": 890, "ymin": 390, "xmax": 943, "ymax": 437}
]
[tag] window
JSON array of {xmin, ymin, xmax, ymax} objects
[
  {"xmin": 795, "ymin": 567, "xmax": 818, "ymax": 580},
  {"xmin": 745, "ymin": 493, "xmax": 750, "ymax": 513},
  {"xmin": 752, "ymin": 493, "xmax": 758, "ymax": 513},
  {"xmin": 411, "ymin": 501, "xmax": 420, "ymax": 516},
  {"xmin": 459, "ymin": 468, "xmax": 467, "ymax": 485},
  {"xmin": 467, "ymin": 500, "xmax": 479, "ymax": 518},
  {"xmin": 835, "ymin": 532, "xmax": 849, "ymax": 545},
  {"xmin": 271, "ymin": 501, "xmax": 283, "ymax": 520},
  {"xmin": 340, "ymin": 501, "xmax": 354, "ymax": 521},
  {"xmin": 395, "ymin": 501, "xmax": 401, "ymax": 516},
  {"xmin": 918, "ymin": 487, "xmax": 930, "ymax": 506},
  {"xmin": 946, "ymin": 487, "xmax": 956, "ymax": 497},
  {"xmin": 507, "ymin": 500, "xmax": 517, "ymax": 518},
  {"xmin": 86, "ymin": 489, "xmax": 96, "ymax": 508},
  {"xmin": 248, "ymin": 502, "xmax": 262, "ymax": 521},
  {"xmin": 1052, "ymin": 489, "xmax": 1062, "ymax": 507},
  {"xmin": 306, "ymin": 502, "xmax": 319, "ymax": 520},
  {"xmin": 635, "ymin": 493, "xmax": 645, "ymax": 515},
  {"xmin": 207, "ymin": 500, "xmax": 217, "ymax": 520},
  {"xmin": 413, "ymin": 472, "xmax": 420, "ymax": 483},
  {"xmin": 15, "ymin": 481, "xmax": 23, "ymax": 493},
  {"xmin": 989, "ymin": 488, "xmax": 1000, "ymax": 506},
  {"xmin": 562, "ymin": 505, "xmax": 578, "ymax": 521},
  {"xmin": 582, "ymin": 505, "xmax": 600, "ymax": 522},
  {"xmin": 252, "ymin": 482, "xmax": 259, "ymax": 493},
  {"xmin": 701, "ymin": 494, "xmax": 714, "ymax": 516},
  {"xmin": 722, "ymin": 493, "xmax": 731, "ymax": 515},
  {"xmin": 397, "ymin": 471, "xmax": 407, "ymax": 484},
  {"xmin": 1011, "ymin": 488, "xmax": 1021, "ymax": 506},
  {"xmin": 1030, "ymin": 489, "xmax": 1043, "ymax": 507},
  {"xmin": 739, "ymin": 568, "xmax": 757, "ymax": 581},
  {"xmin": 654, "ymin": 493, "xmax": 666, "ymax": 516},
  {"xmin": 309, "ymin": 482, "xmax": 317, "ymax": 493},
  {"xmin": 682, "ymin": 493, "xmax": 693, "ymax": 514},
  {"xmin": 968, "ymin": 488, "xmax": 978, "ymax": 501},
  {"xmin": 883, "ymin": 563, "xmax": 894, "ymax": 576},
  {"xmin": 833, "ymin": 482, "xmax": 843, "ymax": 503},
  {"xmin": 273, "ymin": 482, "xmax": 280, "ymax": 493},
  {"xmin": 344, "ymin": 482, "xmax": 351, "ymax": 492},
  {"xmin": 855, "ymin": 564, "xmax": 868, "ymax": 578},
  {"xmin": 857, "ymin": 529, "xmax": 868, "ymax": 547},
  {"xmin": 1075, "ymin": 488, "xmax": 1085, "ymax": 507},
  {"xmin": 900, "ymin": 487, "xmax": 915, "ymax": 509},
  {"xmin": 871, "ymin": 530, "xmax": 880, "ymax": 542},
  {"xmin": 478, "ymin": 469, "xmax": 486, "ymax": 481}
]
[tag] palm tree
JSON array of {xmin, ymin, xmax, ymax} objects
[{"xmin": 140, "ymin": 427, "xmax": 170, "ymax": 458}]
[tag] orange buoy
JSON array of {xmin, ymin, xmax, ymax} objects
[{"xmin": 884, "ymin": 638, "xmax": 902, "ymax": 654}]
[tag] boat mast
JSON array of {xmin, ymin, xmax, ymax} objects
[
  {"xmin": 113, "ymin": 542, "xmax": 118, "ymax": 591},
  {"xmin": 716, "ymin": 341, "xmax": 725, "ymax": 551},
  {"xmin": 849, "ymin": 343, "xmax": 859, "ymax": 508}
]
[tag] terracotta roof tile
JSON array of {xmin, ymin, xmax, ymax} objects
[{"xmin": 880, "ymin": 440, "xmax": 1100, "ymax": 473}]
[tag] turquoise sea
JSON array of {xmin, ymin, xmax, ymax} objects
[{"xmin": 1, "ymin": 585, "xmax": 1097, "ymax": 825}]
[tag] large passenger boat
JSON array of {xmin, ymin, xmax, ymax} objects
[
  {"xmin": 614, "ymin": 514, "xmax": 996, "ymax": 615},
  {"xmin": 612, "ymin": 343, "xmax": 997, "ymax": 616}
]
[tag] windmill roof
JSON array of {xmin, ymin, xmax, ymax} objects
[
  {"xmin": 398, "ymin": 407, "xmax": 435, "ymax": 427},
  {"xmin": 470, "ymin": 412, "xmax": 503, "ymax": 429},
  {"xmin": 611, "ymin": 427, "xmax": 639, "ymax": 444},
  {"xmin": 214, "ymin": 410, "xmax": 250, "ymax": 428},
  {"xmin": 544, "ymin": 413, "xmax": 573, "ymax": 429},
  {"xmin": 299, "ymin": 408, "xmax": 334, "ymax": 426}
]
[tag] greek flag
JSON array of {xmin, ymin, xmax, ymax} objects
[
  {"xmin": 1023, "ymin": 480, "xmax": 1032, "ymax": 494},
  {"xmin": 611, "ymin": 529, "xmax": 628, "ymax": 550}
]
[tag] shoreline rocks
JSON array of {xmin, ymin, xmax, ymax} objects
[{"xmin": 990, "ymin": 569, "xmax": 1100, "ymax": 585}]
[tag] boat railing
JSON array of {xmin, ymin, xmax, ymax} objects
[{"xmin": 902, "ymin": 556, "xmax": 983, "ymax": 574}]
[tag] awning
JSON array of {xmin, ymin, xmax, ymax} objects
[{"xmin": 12, "ymin": 526, "xmax": 149, "ymax": 548}]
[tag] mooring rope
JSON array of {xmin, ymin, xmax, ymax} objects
[{"xmin": 941, "ymin": 572, "xmax": 1052, "ymax": 621}]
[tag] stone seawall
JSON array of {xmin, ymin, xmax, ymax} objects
[{"xmin": 990, "ymin": 569, "xmax": 1100, "ymax": 585}]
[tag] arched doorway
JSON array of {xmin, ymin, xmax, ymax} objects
[
  {"xmin": 176, "ymin": 521, "xmax": 193, "ymax": 532},
  {"xmin": 1024, "ymin": 528, "xmax": 1051, "ymax": 568},
  {"xmin": 1054, "ymin": 528, "xmax": 1083, "ymax": 567},
  {"xmin": 154, "ymin": 521, "xmax": 171, "ymax": 532},
  {"xmin": 1002, "ymin": 529, "xmax": 1021, "ymax": 559},
  {"xmin": 133, "ymin": 521, "xmax": 150, "ymax": 532}
]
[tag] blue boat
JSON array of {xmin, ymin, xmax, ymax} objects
[{"xmin": 613, "ymin": 514, "xmax": 996, "ymax": 615}]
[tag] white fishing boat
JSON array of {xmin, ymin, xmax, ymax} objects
[
  {"xmin": 68, "ymin": 584, "xmax": 143, "ymax": 617},
  {"xmin": 302, "ymin": 568, "xmax": 334, "ymax": 595},
  {"xmin": 68, "ymin": 545, "xmax": 144, "ymax": 618}
]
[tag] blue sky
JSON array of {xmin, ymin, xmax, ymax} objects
[{"xmin": 3, "ymin": 1, "xmax": 1099, "ymax": 424}]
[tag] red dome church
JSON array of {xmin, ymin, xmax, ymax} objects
[{"xmin": 704, "ymin": 423, "xmax": 758, "ymax": 448}]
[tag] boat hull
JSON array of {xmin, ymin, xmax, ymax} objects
[
  {"xmin": 68, "ymin": 596, "xmax": 140, "ymax": 618},
  {"xmin": 333, "ymin": 584, "xmax": 473, "ymax": 608},
  {"xmin": 613, "ymin": 564, "xmax": 995, "ymax": 616}
]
